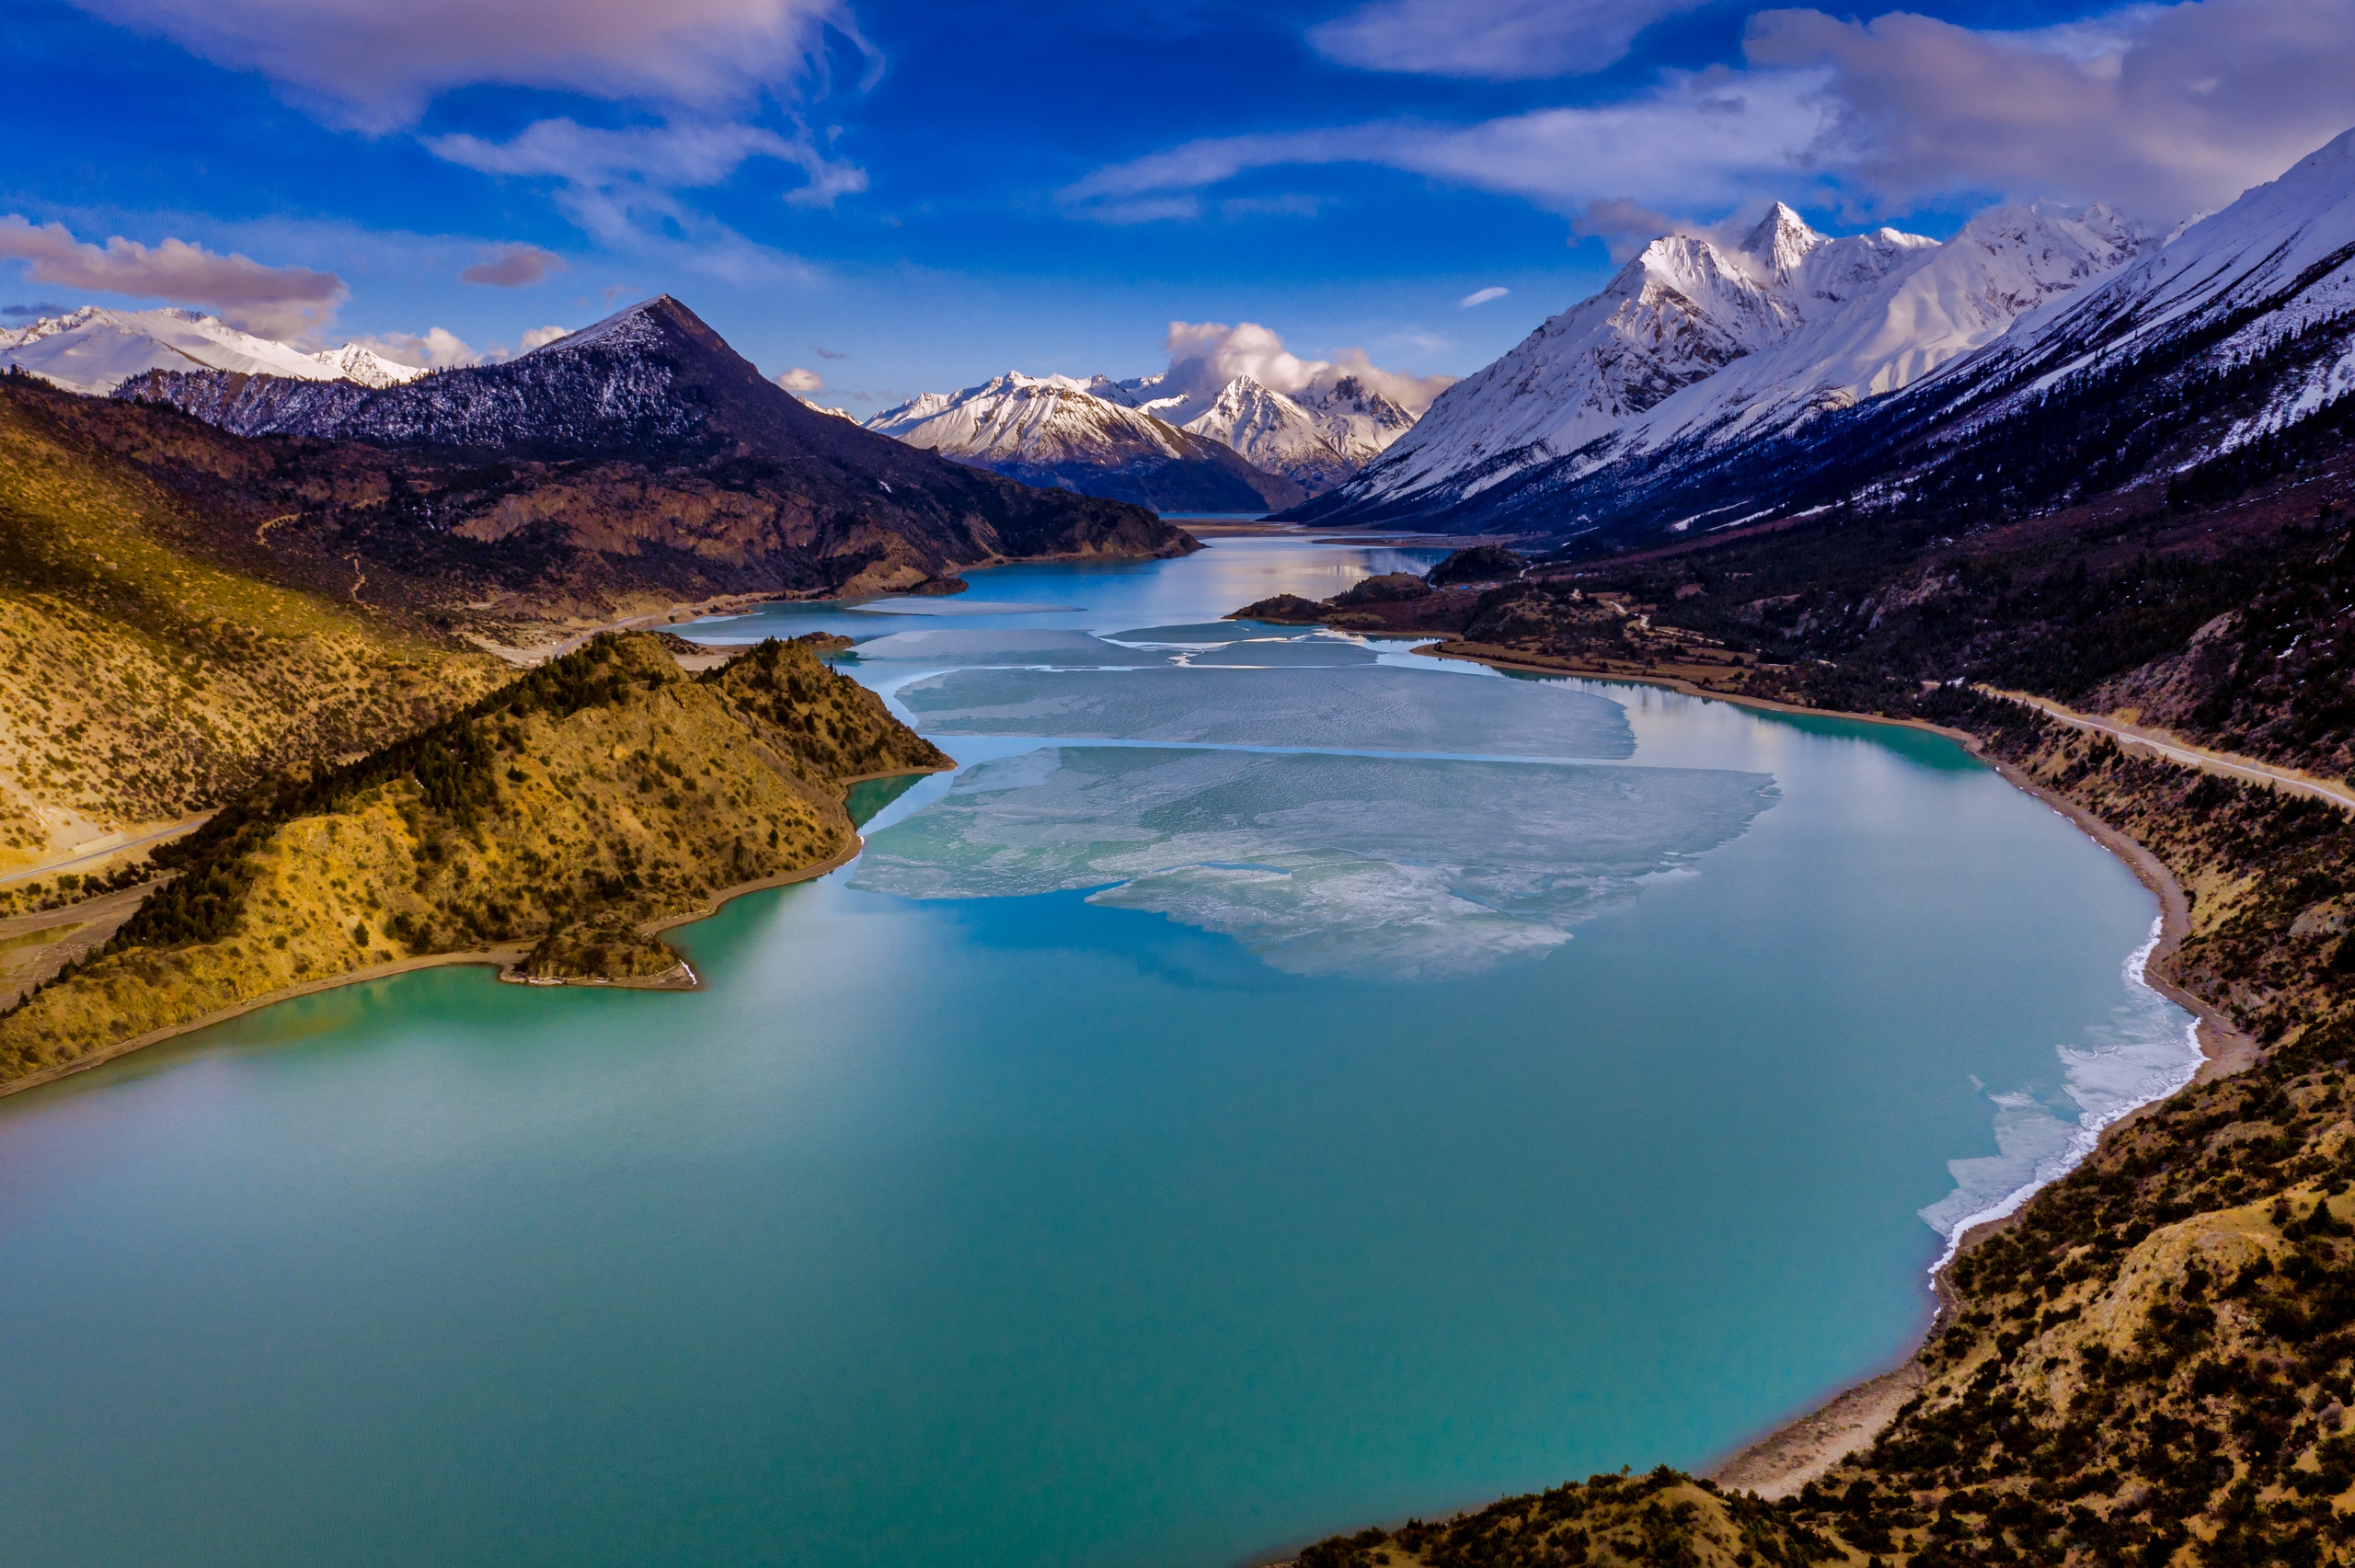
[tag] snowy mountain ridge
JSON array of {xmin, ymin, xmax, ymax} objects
[
  {"xmin": 1297, "ymin": 126, "xmax": 2355, "ymax": 544},
  {"xmin": 874, "ymin": 364, "xmax": 1418, "ymax": 499},
  {"xmin": 1315, "ymin": 199, "xmax": 2152, "ymax": 522},
  {"xmin": 863, "ymin": 372, "xmax": 1307, "ymax": 511},
  {"xmin": 0, "ymin": 306, "xmax": 429, "ymax": 394}
]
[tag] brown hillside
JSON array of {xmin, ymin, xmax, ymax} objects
[
  {"xmin": 0, "ymin": 633, "xmax": 948, "ymax": 1093},
  {"xmin": 0, "ymin": 376, "xmax": 501, "ymax": 872}
]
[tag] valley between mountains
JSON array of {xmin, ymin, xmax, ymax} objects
[{"xmin": 9, "ymin": 115, "xmax": 2355, "ymax": 1568}]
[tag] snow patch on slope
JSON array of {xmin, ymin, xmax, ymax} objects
[{"xmin": 0, "ymin": 306, "xmax": 432, "ymax": 395}]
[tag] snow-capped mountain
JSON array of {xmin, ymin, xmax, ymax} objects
[
  {"xmin": 1922, "ymin": 130, "xmax": 2355, "ymax": 453},
  {"xmin": 1162, "ymin": 375, "xmax": 1358, "ymax": 493},
  {"xmin": 864, "ymin": 372, "xmax": 1306, "ymax": 511},
  {"xmin": 882, "ymin": 364, "xmax": 1421, "ymax": 498},
  {"xmin": 1306, "ymin": 200, "xmax": 2150, "ymax": 526},
  {"xmin": 1304, "ymin": 376, "xmax": 1419, "ymax": 466},
  {"xmin": 1296, "ymin": 126, "xmax": 2355, "ymax": 544},
  {"xmin": 0, "ymin": 306, "xmax": 429, "ymax": 395},
  {"xmin": 306, "ymin": 340, "xmax": 432, "ymax": 389}
]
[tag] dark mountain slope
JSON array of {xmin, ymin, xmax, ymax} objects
[{"xmin": 111, "ymin": 296, "xmax": 1198, "ymax": 610}]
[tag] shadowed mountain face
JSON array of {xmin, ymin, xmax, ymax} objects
[{"xmin": 106, "ymin": 296, "xmax": 1198, "ymax": 613}]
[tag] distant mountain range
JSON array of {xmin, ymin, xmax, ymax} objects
[
  {"xmin": 0, "ymin": 306, "xmax": 427, "ymax": 394},
  {"xmin": 863, "ymin": 372, "xmax": 1306, "ymax": 511},
  {"xmin": 1295, "ymin": 127, "xmax": 2355, "ymax": 546},
  {"xmin": 80, "ymin": 295, "xmax": 1192, "ymax": 614},
  {"xmin": 866, "ymin": 365, "xmax": 1420, "ymax": 508}
]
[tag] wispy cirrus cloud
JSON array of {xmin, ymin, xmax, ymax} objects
[
  {"xmin": 1745, "ymin": 0, "xmax": 2355, "ymax": 219},
  {"xmin": 1310, "ymin": 0, "xmax": 1714, "ymax": 81},
  {"xmin": 430, "ymin": 119, "xmax": 851, "ymax": 280},
  {"xmin": 1063, "ymin": 69, "xmax": 1834, "ymax": 223},
  {"xmin": 1458, "ymin": 286, "xmax": 1510, "ymax": 308},
  {"xmin": 1083, "ymin": 0, "xmax": 2355, "ymax": 235},
  {"xmin": 70, "ymin": 0, "xmax": 878, "ymax": 269},
  {"xmin": 65, "ymin": 0, "xmax": 875, "ymax": 132},
  {"xmin": 0, "ymin": 216, "xmax": 346, "ymax": 337}
]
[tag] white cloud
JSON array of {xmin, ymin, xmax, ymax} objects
[
  {"xmin": 1158, "ymin": 321, "xmax": 1454, "ymax": 415},
  {"xmin": 429, "ymin": 119, "xmax": 845, "ymax": 279},
  {"xmin": 1458, "ymin": 286, "xmax": 1510, "ymax": 308},
  {"xmin": 775, "ymin": 366, "xmax": 823, "ymax": 391},
  {"xmin": 350, "ymin": 326, "xmax": 480, "ymax": 368},
  {"xmin": 67, "ymin": 0, "xmax": 875, "ymax": 132},
  {"xmin": 1746, "ymin": 0, "xmax": 2355, "ymax": 220},
  {"xmin": 69, "ymin": 0, "xmax": 873, "ymax": 270},
  {"xmin": 0, "ymin": 216, "xmax": 346, "ymax": 338},
  {"xmin": 350, "ymin": 322, "xmax": 576, "ymax": 366},
  {"xmin": 1311, "ymin": 0, "xmax": 1711, "ymax": 80},
  {"xmin": 1568, "ymin": 197, "xmax": 1685, "ymax": 262},
  {"xmin": 1063, "ymin": 68, "xmax": 1836, "ymax": 222},
  {"xmin": 1073, "ymin": 0, "xmax": 2355, "ymax": 230}
]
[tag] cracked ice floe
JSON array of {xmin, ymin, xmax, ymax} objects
[
  {"xmin": 1917, "ymin": 919, "xmax": 2200, "ymax": 1261},
  {"xmin": 850, "ymin": 628, "xmax": 1127, "ymax": 664},
  {"xmin": 853, "ymin": 746, "xmax": 1776, "ymax": 979},
  {"xmin": 893, "ymin": 663, "xmax": 1636, "ymax": 758}
]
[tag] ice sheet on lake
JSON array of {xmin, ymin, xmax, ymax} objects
[
  {"xmin": 1102, "ymin": 624, "xmax": 1381, "ymax": 667},
  {"xmin": 854, "ymin": 747, "xmax": 1775, "ymax": 979},
  {"xmin": 1918, "ymin": 918, "xmax": 2202, "ymax": 1261},
  {"xmin": 896, "ymin": 665, "xmax": 1636, "ymax": 759},
  {"xmin": 851, "ymin": 628, "xmax": 1133, "ymax": 663}
]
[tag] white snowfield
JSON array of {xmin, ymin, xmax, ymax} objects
[
  {"xmin": 0, "ymin": 306, "xmax": 429, "ymax": 395},
  {"xmin": 1963, "ymin": 127, "xmax": 2355, "ymax": 457},
  {"xmin": 867, "ymin": 372, "xmax": 1201, "ymax": 467},
  {"xmin": 870, "ymin": 365, "xmax": 1418, "ymax": 495},
  {"xmin": 1344, "ymin": 199, "xmax": 2153, "ymax": 510}
]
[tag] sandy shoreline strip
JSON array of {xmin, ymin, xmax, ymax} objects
[
  {"xmin": 0, "ymin": 761, "xmax": 960, "ymax": 1105},
  {"xmin": 1418, "ymin": 639, "xmax": 2259, "ymax": 1496}
]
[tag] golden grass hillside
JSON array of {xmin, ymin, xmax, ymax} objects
[
  {"xmin": 0, "ymin": 374, "xmax": 500, "ymax": 871},
  {"xmin": 0, "ymin": 633, "xmax": 948, "ymax": 1091}
]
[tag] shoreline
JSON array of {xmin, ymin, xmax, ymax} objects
[
  {"xmin": 6, "ymin": 626, "xmax": 2264, "ymax": 1518},
  {"xmin": 0, "ymin": 761, "xmax": 960, "ymax": 1104},
  {"xmin": 1427, "ymin": 641, "xmax": 2259, "ymax": 1498}
]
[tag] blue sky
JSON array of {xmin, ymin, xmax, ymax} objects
[{"xmin": 5, "ymin": 0, "xmax": 2351, "ymax": 411}]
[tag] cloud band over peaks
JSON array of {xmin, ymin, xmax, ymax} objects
[
  {"xmin": 0, "ymin": 217, "xmax": 345, "ymax": 338},
  {"xmin": 1077, "ymin": 0, "xmax": 2355, "ymax": 228}
]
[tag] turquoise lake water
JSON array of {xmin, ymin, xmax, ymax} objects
[{"xmin": 0, "ymin": 536, "xmax": 2196, "ymax": 1567}]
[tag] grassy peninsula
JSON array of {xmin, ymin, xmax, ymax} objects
[{"xmin": 0, "ymin": 632, "xmax": 948, "ymax": 1094}]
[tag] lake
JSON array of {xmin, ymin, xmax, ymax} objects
[{"xmin": 0, "ymin": 534, "xmax": 2195, "ymax": 1567}]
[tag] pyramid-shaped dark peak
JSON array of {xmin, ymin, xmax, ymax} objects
[{"xmin": 533, "ymin": 294, "xmax": 727, "ymax": 361}]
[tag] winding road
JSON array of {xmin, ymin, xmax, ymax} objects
[{"xmin": 1980, "ymin": 687, "xmax": 2355, "ymax": 814}]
